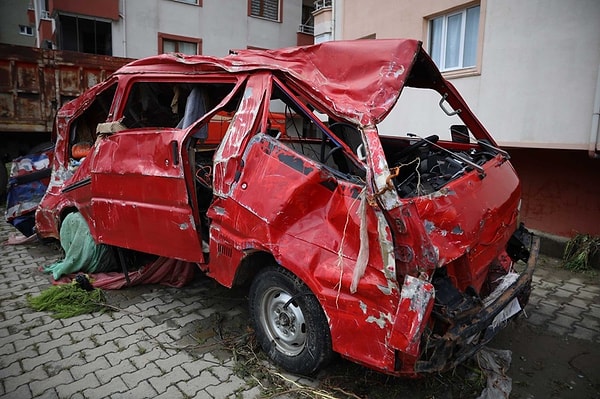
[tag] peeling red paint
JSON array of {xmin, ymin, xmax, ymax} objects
[{"xmin": 33, "ymin": 39, "xmax": 537, "ymax": 376}]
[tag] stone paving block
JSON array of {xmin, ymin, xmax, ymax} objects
[
  {"xmin": 29, "ymin": 369, "xmax": 74, "ymax": 397},
  {"xmin": 576, "ymin": 315, "xmax": 600, "ymax": 331},
  {"xmin": 128, "ymin": 346, "xmax": 169, "ymax": 369},
  {"xmin": 59, "ymin": 337, "xmax": 100, "ymax": 359},
  {"xmin": 28, "ymin": 317, "xmax": 63, "ymax": 337},
  {"xmin": 99, "ymin": 313, "xmax": 137, "ymax": 332},
  {"xmin": 570, "ymin": 324, "xmax": 599, "ymax": 342},
  {"xmin": 181, "ymin": 357, "xmax": 221, "ymax": 377},
  {"xmin": 121, "ymin": 362, "xmax": 163, "ymax": 389},
  {"xmin": 69, "ymin": 356, "xmax": 112, "ymax": 380},
  {"xmin": 22, "ymin": 348, "xmax": 62, "ymax": 372},
  {"xmin": 550, "ymin": 313, "xmax": 580, "ymax": 330},
  {"xmin": 121, "ymin": 316, "xmax": 156, "ymax": 335},
  {"xmin": 0, "ymin": 341, "xmax": 16, "ymax": 357},
  {"xmin": 576, "ymin": 290, "xmax": 599, "ymax": 301},
  {"xmin": 36, "ymin": 332, "xmax": 73, "ymax": 356},
  {"xmin": 80, "ymin": 313, "xmax": 115, "ymax": 329},
  {"xmin": 95, "ymin": 325, "xmax": 130, "ymax": 346},
  {"xmin": 50, "ymin": 323, "xmax": 85, "ymax": 341},
  {"xmin": 533, "ymin": 301, "xmax": 560, "ymax": 317},
  {"xmin": 155, "ymin": 299, "xmax": 186, "ymax": 314},
  {"xmin": 83, "ymin": 341, "xmax": 122, "ymax": 363},
  {"xmin": 153, "ymin": 385, "xmax": 187, "ymax": 399},
  {"xmin": 143, "ymin": 321, "xmax": 181, "ymax": 339},
  {"xmin": 56, "ymin": 372, "xmax": 101, "ymax": 398},
  {"xmin": 546, "ymin": 322, "xmax": 573, "ymax": 337},
  {"xmin": 580, "ymin": 285, "xmax": 600, "ymax": 295},
  {"xmin": 560, "ymin": 282, "xmax": 582, "ymax": 293},
  {"xmin": 176, "ymin": 376, "xmax": 210, "ymax": 398},
  {"xmin": 0, "ymin": 361, "xmax": 23, "ymax": 379},
  {"xmin": 205, "ymin": 373, "xmax": 247, "ymax": 398},
  {"xmin": 154, "ymin": 352, "xmax": 195, "ymax": 373},
  {"xmin": 556, "ymin": 304, "xmax": 585, "ymax": 320},
  {"xmin": 240, "ymin": 385, "xmax": 262, "ymax": 399},
  {"xmin": 3, "ymin": 363, "xmax": 48, "ymax": 393},
  {"xmin": 84, "ymin": 376, "xmax": 128, "ymax": 399},
  {"xmin": 95, "ymin": 360, "xmax": 138, "ymax": 384},
  {"xmin": 171, "ymin": 312, "xmax": 203, "ymax": 327},
  {"xmin": 567, "ymin": 297, "xmax": 593, "ymax": 310},
  {"xmin": 136, "ymin": 297, "xmax": 166, "ymax": 312},
  {"xmin": 549, "ymin": 288, "xmax": 575, "ymax": 299},
  {"xmin": 0, "ymin": 383, "xmax": 32, "ymax": 399},
  {"xmin": 148, "ymin": 365, "xmax": 191, "ymax": 394},
  {"xmin": 112, "ymin": 380, "xmax": 159, "ymax": 398}
]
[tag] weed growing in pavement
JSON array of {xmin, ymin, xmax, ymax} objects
[
  {"xmin": 563, "ymin": 233, "xmax": 600, "ymax": 272},
  {"xmin": 136, "ymin": 345, "xmax": 147, "ymax": 355}
]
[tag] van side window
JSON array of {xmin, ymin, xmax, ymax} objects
[
  {"xmin": 69, "ymin": 83, "xmax": 117, "ymax": 160},
  {"xmin": 267, "ymin": 82, "xmax": 366, "ymax": 182},
  {"xmin": 121, "ymin": 82, "xmax": 235, "ymax": 130}
]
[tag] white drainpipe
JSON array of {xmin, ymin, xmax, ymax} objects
[{"xmin": 590, "ymin": 64, "xmax": 600, "ymax": 159}]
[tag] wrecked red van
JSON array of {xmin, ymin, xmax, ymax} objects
[{"xmin": 35, "ymin": 39, "xmax": 538, "ymax": 376}]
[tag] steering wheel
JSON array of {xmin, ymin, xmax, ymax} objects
[{"xmin": 391, "ymin": 134, "xmax": 439, "ymax": 163}]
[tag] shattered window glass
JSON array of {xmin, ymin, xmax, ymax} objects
[
  {"xmin": 121, "ymin": 82, "xmax": 235, "ymax": 130},
  {"xmin": 267, "ymin": 82, "xmax": 365, "ymax": 182}
]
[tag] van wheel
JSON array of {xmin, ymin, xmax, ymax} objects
[{"xmin": 249, "ymin": 266, "xmax": 333, "ymax": 375}]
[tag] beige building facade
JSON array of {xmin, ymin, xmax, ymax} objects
[
  {"xmin": 317, "ymin": 0, "xmax": 600, "ymax": 237},
  {"xmin": 333, "ymin": 0, "xmax": 600, "ymax": 154}
]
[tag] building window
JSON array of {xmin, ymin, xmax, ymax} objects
[
  {"xmin": 170, "ymin": 0, "xmax": 202, "ymax": 5},
  {"xmin": 19, "ymin": 25, "xmax": 34, "ymax": 36},
  {"xmin": 249, "ymin": 0, "xmax": 281, "ymax": 22},
  {"xmin": 428, "ymin": 5, "xmax": 480, "ymax": 72},
  {"xmin": 58, "ymin": 15, "xmax": 112, "ymax": 55},
  {"xmin": 158, "ymin": 33, "xmax": 202, "ymax": 55}
]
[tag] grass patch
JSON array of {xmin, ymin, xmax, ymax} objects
[
  {"xmin": 27, "ymin": 277, "xmax": 107, "ymax": 319},
  {"xmin": 563, "ymin": 233, "xmax": 600, "ymax": 272}
]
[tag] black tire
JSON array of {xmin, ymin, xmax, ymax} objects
[{"xmin": 249, "ymin": 266, "xmax": 333, "ymax": 375}]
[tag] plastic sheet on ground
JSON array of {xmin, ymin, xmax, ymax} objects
[
  {"xmin": 52, "ymin": 256, "xmax": 197, "ymax": 289},
  {"xmin": 476, "ymin": 347, "xmax": 513, "ymax": 399},
  {"xmin": 44, "ymin": 212, "xmax": 118, "ymax": 279}
]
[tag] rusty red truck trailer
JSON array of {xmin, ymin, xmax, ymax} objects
[{"xmin": 0, "ymin": 43, "xmax": 132, "ymax": 197}]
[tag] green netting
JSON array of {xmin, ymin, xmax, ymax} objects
[{"xmin": 44, "ymin": 212, "xmax": 118, "ymax": 279}]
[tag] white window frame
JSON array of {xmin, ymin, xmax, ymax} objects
[
  {"xmin": 19, "ymin": 25, "xmax": 34, "ymax": 36},
  {"xmin": 428, "ymin": 4, "xmax": 481, "ymax": 74}
]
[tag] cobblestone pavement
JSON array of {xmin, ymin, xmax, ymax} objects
[{"xmin": 1, "ymin": 215, "xmax": 599, "ymax": 398}]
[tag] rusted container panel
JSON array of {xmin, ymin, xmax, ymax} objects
[{"xmin": 0, "ymin": 43, "xmax": 132, "ymax": 134}]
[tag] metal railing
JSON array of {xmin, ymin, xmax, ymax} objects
[
  {"xmin": 314, "ymin": 0, "xmax": 332, "ymax": 12},
  {"xmin": 298, "ymin": 24, "xmax": 315, "ymax": 34}
]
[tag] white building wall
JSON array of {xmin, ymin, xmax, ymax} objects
[
  {"xmin": 112, "ymin": 0, "xmax": 302, "ymax": 59},
  {"xmin": 338, "ymin": 0, "xmax": 600, "ymax": 150}
]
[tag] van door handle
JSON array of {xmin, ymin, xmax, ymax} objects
[{"xmin": 170, "ymin": 140, "xmax": 179, "ymax": 165}]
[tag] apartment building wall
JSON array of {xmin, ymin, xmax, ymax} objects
[
  {"xmin": 0, "ymin": 0, "xmax": 36, "ymax": 47},
  {"xmin": 337, "ymin": 0, "xmax": 600, "ymax": 237},
  {"xmin": 115, "ymin": 0, "xmax": 303, "ymax": 58}
]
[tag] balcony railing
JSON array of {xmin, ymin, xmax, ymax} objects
[
  {"xmin": 298, "ymin": 24, "xmax": 314, "ymax": 35},
  {"xmin": 314, "ymin": 0, "xmax": 332, "ymax": 12}
]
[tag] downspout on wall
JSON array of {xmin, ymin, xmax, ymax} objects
[
  {"xmin": 120, "ymin": 0, "xmax": 127, "ymax": 57},
  {"xmin": 590, "ymin": 63, "xmax": 600, "ymax": 159}
]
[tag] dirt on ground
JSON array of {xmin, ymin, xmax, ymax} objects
[{"xmin": 181, "ymin": 255, "xmax": 600, "ymax": 399}]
